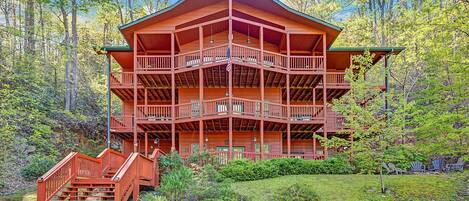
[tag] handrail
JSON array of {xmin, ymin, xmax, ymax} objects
[{"xmin": 37, "ymin": 149, "xmax": 127, "ymax": 201}]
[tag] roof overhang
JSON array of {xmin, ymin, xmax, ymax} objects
[{"xmin": 118, "ymin": 0, "xmax": 342, "ymax": 48}]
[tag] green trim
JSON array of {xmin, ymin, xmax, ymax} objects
[
  {"xmin": 119, "ymin": 0, "xmax": 186, "ymax": 30},
  {"xmin": 119, "ymin": 0, "xmax": 342, "ymax": 31},
  {"xmin": 272, "ymin": 0, "xmax": 342, "ymax": 31},
  {"xmin": 99, "ymin": 45, "xmax": 132, "ymax": 52},
  {"xmin": 328, "ymin": 47, "xmax": 405, "ymax": 53}
]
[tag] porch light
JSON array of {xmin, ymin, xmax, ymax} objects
[
  {"xmin": 205, "ymin": 136, "xmax": 209, "ymax": 142},
  {"xmin": 253, "ymin": 136, "xmax": 257, "ymax": 142},
  {"xmin": 246, "ymin": 25, "xmax": 251, "ymax": 44},
  {"xmin": 209, "ymin": 25, "xmax": 214, "ymax": 44},
  {"xmin": 154, "ymin": 137, "xmax": 160, "ymax": 145}
]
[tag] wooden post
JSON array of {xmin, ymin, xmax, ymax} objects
[
  {"xmin": 260, "ymin": 26, "xmax": 264, "ymax": 159},
  {"xmin": 133, "ymin": 33, "xmax": 138, "ymax": 152},
  {"xmin": 107, "ymin": 54, "xmax": 111, "ymax": 149},
  {"xmin": 199, "ymin": 26, "xmax": 203, "ymax": 63},
  {"xmin": 322, "ymin": 33, "xmax": 328, "ymax": 158},
  {"xmin": 313, "ymin": 132, "xmax": 316, "ymax": 155},
  {"xmin": 171, "ymin": 32, "xmax": 176, "ymax": 151},
  {"xmin": 286, "ymin": 32, "xmax": 291, "ymax": 157},
  {"xmin": 199, "ymin": 67, "xmax": 204, "ymax": 153},
  {"xmin": 228, "ymin": 0, "xmax": 233, "ymax": 159},
  {"xmin": 145, "ymin": 132, "xmax": 148, "ymax": 157}
]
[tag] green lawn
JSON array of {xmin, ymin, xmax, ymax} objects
[{"xmin": 232, "ymin": 173, "xmax": 468, "ymax": 201}]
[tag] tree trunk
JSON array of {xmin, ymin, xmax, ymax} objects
[
  {"xmin": 24, "ymin": 0, "xmax": 35, "ymax": 56},
  {"xmin": 116, "ymin": 0, "xmax": 125, "ymax": 24},
  {"xmin": 39, "ymin": 3, "xmax": 49, "ymax": 80},
  {"xmin": 61, "ymin": 4, "xmax": 72, "ymax": 111},
  {"xmin": 128, "ymin": 0, "xmax": 134, "ymax": 21},
  {"xmin": 71, "ymin": 0, "xmax": 79, "ymax": 110}
]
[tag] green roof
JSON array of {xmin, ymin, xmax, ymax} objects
[
  {"xmin": 119, "ymin": 0, "xmax": 342, "ymax": 31},
  {"xmin": 98, "ymin": 45, "xmax": 132, "ymax": 52},
  {"xmin": 328, "ymin": 47, "xmax": 405, "ymax": 53}
]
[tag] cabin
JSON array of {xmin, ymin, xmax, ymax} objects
[{"xmin": 37, "ymin": 0, "xmax": 403, "ymax": 200}]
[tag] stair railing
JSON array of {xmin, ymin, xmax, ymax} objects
[{"xmin": 37, "ymin": 149, "xmax": 126, "ymax": 201}]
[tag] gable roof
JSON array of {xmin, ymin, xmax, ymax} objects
[{"xmin": 118, "ymin": 0, "xmax": 342, "ymax": 48}]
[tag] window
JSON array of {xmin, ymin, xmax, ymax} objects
[
  {"xmin": 255, "ymin": 144, "xmax": 270, "ymax": 153},
  {"xmin": 216, "ymin": 103, "xmax": 227, "ymax": 114}
]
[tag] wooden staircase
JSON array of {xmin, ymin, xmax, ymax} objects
[
  {"xmin": 37, "ymin": 149, "xmax": 161, "ymax": 201},
  {"xmin": 57, "ymin": 179, "xmax": 116, "ymax": 200}
]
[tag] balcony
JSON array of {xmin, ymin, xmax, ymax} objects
[
  {"xmin": 132, "ymin": 97, "xmax": 324, "ymax": 123},
  {"xmin": 110, "ymin": 72, "xmax": 142, "ymax": 87},
  {"xmin": 135, "ymin": 43, "xmax": 324, "ymax": 73}
]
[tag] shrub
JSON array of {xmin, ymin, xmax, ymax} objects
[
  {"xmin": 322, "ymin": 154, "xmax": 352, "ymax": 174},
  {"xmin": 21, "ymin": 155, "xmax": 56, "ymax": 181},
  {"xmin": 159, "ymin": 151, "xmax": 184, "ymax": 172},
  {"xmin": 159, "ymin": 167, "xmax": 194, "ymax": 200},
  {"xmin": 220, "ymin": 156, "xmax": 352, "ymax": 181},
  {"xmin": 271, "ymin": 184, "xmax": 320, "ymax": 201}
]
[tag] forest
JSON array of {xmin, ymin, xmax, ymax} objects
[{"xmin": 0, "ymin": 0, "xmax": 467, "ymax": 195}]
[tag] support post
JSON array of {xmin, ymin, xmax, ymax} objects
[
  {"xmin": 171, "ymin": 32, "xmax": 176, "ymax": 151},
  {"xmin": 228, "ymin": 0, "xmax": 233, "ymax": 159},
  {"xmin": 199, "ymin": 66, "xmax": 204, "ymax": 153},
  {"xmin": 313, "ymin": 132, "xmax": 317, "ymax": 156},
  {"xmin": 287, "ymin": 123, "xmax": 291, "ymax": 156},
  {"xmin": 107, "ymin": 54, "xmax": 111, "ymax": 148},
  {"xmin": 260, "ymin": 26, "xmax": 264, "ymax": 159},
  {"xmin": 145, "ymin": 132, "xmax": 148, "ymax": 157},
  {"xmin": 322, "ymin": 33, "xmax": 328, "ymax": 158},
  {"xmin": 133, "ymin": 33, "xmax": 138, "ymax": 152}
]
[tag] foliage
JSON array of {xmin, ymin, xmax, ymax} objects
[
  {"xmin": 158, "ymin": 165, "xmax": 247, "ymax": 201},
  {"xmin": 20, "ymin": 154, "xmax": 56, "ymax": 181},
  {"xmin": 158, "ymin": 151, "xmax": 184, "ymax": 173},
  {"xmin": 141, "ymin": 192, "xmax": 168, "ymax": 201},
  {"xmin": 220, "ymin": 156, "xmax": 352, "ymax": 182},
  {"xmin": 159, "ymin": 167, "xmax": 194, "ymax": 201},
  {"xmin": 270, "ymin": 184, "xmax": 320, "ymax": 201}
]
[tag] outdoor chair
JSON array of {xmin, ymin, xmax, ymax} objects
[
  {"xmin": 382, "ymin": 162, "xmax": 392, "ymax": 174},
  {"xmin": 428, "ymin": 159, "xmax": 444, "ymax": 172},
  {"xmin": 387, "ymin": 163, "xmax": 407, "ymax": 175},
  {"xmin": 410, "ymin": 161, "xmax": 426, "ymax": 173},
  {"xmin": 445, "ymin": 157, "xmax": 465, "ymax": 172}
]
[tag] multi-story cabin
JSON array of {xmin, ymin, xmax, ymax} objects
[{"xmin": 37, "ymin": 0, "xmax": 403, "ymax": 200}]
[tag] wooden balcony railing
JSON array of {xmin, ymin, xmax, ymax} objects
[
  {"xmin": 110, "ymin": 72, "xmax": 138, "ymax": 87},
  {"xmin": 124, "ymin": 98, "xmax": 325, "ymax": 123},
  {"xmin": 133, "ymin": 43, "xmax": 323, "ymax": 72},
  {"xmin": 232, "ymin": 97, "xmax": 261, "ymax": 117},
  {"xmin": 290, "ymin": 56, "xmax": 324, "ymax": 71},
  {"xmin": 263, "ymin": 102, "xmax": 288, "ymax": 120},
  {"xmin": 136, "ymin": 55, "xmax": 172, "ymax": 71},
  {"xmin": 290, "ymin": 105, "xmax": 324, "ymax": 121},
  {"xmin": 137, "ymin": 105, "xmax": 172, "ymax": 121},
  {"xmin": 203, "ymin": 97, "xmax": 229, "ymax": 116},
  {"xmin": 110, "ymin": 115, "xmax": 133, "ymax": 132},
  {"xmin": 326, "ymin": 72, "xmax": 349, "ymax": 86},
  {"xmin": 263, "ymin": 50, "xmax": 288, "ymax": 70}
]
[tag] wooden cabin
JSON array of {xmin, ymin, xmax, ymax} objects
[{"xmin": 37, "ymin": 0, "xmax": 403, "ymax": 200}]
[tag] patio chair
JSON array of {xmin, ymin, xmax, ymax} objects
[
  {"xmin": 382, "ymin": 162, "xmax": 392, "ymax": 174},
  {"xmin": 428, "ymin": 159, "xmax": 444, "ymax": 172},
  {"xmin": 410, "ymin": 161, "xmax": 426, "ymax": 173},
  {"xmin": 445, "ymin": 157, "xmax": 465, "ymax": 172},
  {"xmin": 387, "ymin": 163, "xmax": 407, "ymax": 175}
]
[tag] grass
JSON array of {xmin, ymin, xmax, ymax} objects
[
  {"xmin": 232, "ymin": 172, "xmax": 468, "ymax": 201},
  {"xmin": 0, "ymin": 188, "xmax": 36, "ymax": 201}
]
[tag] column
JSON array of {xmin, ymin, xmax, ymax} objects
[
  {"xmin": 260, "ymin": 26, "xmax": 264, "ymax": 159},
  {"xmin": 228, "ymin": 0, "xmax": 233, "ymax": 159},
  {"xmin": 145, "ymin": 132, "xmax": 148, "ymax": 157},
  {"xmin": 286, "ymin": 32, "xmax": 291, "ymax": 156},
  {"xmin": 171, "ymin": 32, "xmax": 176, "ymax": 151},
  {"xmin": 133, "ymin": 33, "xmax": 138, "ymax": 152},
  {"xmin": 107, "ymin": 55, "xmax": 111, "ymax": 148},
  {"xmin": 199, "ymin": 68, "xmax": 204, "ymax": 153},
  {"xmin": 322, "ymin": 33, "xmax": 328, "ymax": 157}
]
